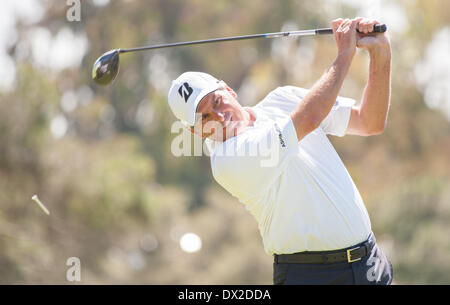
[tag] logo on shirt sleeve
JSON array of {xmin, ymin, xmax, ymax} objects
[{"xmin": 274, "ymin": 123, "xmax": 286, "ymax": 148}]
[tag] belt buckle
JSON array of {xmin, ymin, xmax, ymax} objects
[{"xmin": 347, "ymin": 247, "xmax": 361, "ymax": 263}]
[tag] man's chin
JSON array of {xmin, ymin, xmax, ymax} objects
[{"xmin": 206, "ymin": 126, "xmax": 240, "ymax": 142}]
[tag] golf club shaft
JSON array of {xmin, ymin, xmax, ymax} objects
[{"xmin": 119, "ymin": 24, "xmax": 387, "ymax": 54}]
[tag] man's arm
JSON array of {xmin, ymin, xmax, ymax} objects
[
  {"xmin": 290, "ymin": 18, "xmax": 358, "ymax": 141},
  {"xmin": 347, "ymin": 19, "xmax": 392, "ymax": 136}
]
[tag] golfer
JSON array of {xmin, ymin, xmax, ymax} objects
[{"xmin": 168, "ymin": 17, "xmax": 393, "ymax": 285}]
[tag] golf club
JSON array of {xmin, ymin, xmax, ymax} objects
[{"xmin": 92, "ymin": 24, "xmax": 387, "ymax": 86}]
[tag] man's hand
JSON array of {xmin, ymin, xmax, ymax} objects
[
  {"xmin": 356, "ymin": 18, "xmax": 391, "ymax": 56},
  {"xmin": 331, "ymin": 18, "xmax": 361, "ymax": 59}
]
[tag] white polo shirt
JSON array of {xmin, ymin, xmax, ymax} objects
[{"xmin": 206, "ymin": 86, "xmax": 371, "ymax": 255}]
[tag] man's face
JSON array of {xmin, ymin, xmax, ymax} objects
[{"xmin": 191, "ymin": 85, "xmax": 247, "ymax": 142}]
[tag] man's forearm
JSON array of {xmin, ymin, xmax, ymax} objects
[
  {"xmin": 290, "ymin": 53, "xmax": 352, "ymax": 140},
  {"xmin": 359, "ymin": 48, "xmax": 391, "ymax": 133}
]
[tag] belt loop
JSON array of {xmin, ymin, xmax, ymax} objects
[{"xmin": 274, "ymin": 254, "xmax": 278, "ymax": 264}]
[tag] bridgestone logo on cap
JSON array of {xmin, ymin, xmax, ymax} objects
[{"xmin": 178, "ymin": 82, "xmax": 193, "ymax": 103}]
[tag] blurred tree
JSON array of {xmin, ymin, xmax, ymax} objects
[{"xmin": 0, "ymin": 0, "xmax": 449, "ymax": 284}]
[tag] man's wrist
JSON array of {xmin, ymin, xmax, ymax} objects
[
  {"xmin": 368, "ymin": 42, "xmax": 391, "ymax": 60},
  {"xmin": 337, "ymin": 49, "xmax": 355, "ymax": 60},
  {"xmin": 334, "ymin": 52, "xmax": 354, "ymax": 73},
  {"xmin": 369, "ymin": 48, "xmax": 391, "ymax": 64}
]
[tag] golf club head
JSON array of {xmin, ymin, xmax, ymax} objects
[{"xmin": 92, "ymin": 49, "xmax": 120, "ymax": 85}]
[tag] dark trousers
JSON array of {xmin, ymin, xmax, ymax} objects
[{"xmin": 273, "ymin": 233, "xmax": 394, "ymax": 285}]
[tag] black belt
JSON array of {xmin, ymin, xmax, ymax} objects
[{"xmin": 274, "ymin": 239, "xmax": 373, "ymax": 264}]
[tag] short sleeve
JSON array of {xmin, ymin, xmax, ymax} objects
[
  {"xmin": 210, "ymin": 117, "xmax": 298, "ymax": 200},
  {"xmin": 320, "ymin": 96, "xmax": 355, "ymax": 137}
]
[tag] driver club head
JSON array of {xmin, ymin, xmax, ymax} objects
[{"xmin": 92, "ymin": 49, "xmax": 120, "ymax": 86}]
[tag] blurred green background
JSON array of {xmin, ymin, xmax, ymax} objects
[{"xmin": 0, "ymin": 0, "xmax": 449, "ymax": 284}]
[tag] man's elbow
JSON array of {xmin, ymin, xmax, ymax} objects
[
  {"xmin": 365, "ymin": 122, "xmax": 386, "ymax": 136},
  {"xmin": 367, "ymin": 128, "xmax": 384, "ymax": 136}
]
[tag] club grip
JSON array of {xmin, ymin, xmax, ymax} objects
[
  {"xmin": 365, "ymin": 24, "xmax": 387, "ymax": 33},
  {"xmin": 316, "ymin": 24, "xmax": 387, "ymax": 35},
  {"xmin": 315, "ymin": 28, "xmax": 334, "ymax": 35}
]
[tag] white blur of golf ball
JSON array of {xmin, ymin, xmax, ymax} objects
[{"xmin": 179, "ymin": 233, "xmax": 202, "ymax": 253}]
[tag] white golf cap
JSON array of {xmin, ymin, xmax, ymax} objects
[{"xmin": 168, "ymin": 71, "xmax": 222, "ymax": 126}]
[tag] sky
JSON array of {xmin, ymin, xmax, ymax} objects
[{"xmin": 0, "ymin": 0, "xmax": 91, "ymax": 91}]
